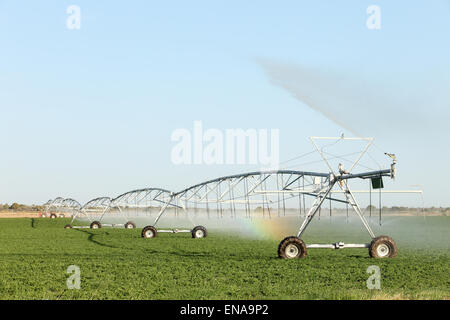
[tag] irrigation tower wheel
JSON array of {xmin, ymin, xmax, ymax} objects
[
  {"xmin": 90, "ymin": 221, "xmax": 102, "ymax": 229},
  {"xmin": 50, "ymin": 213, "xmax": 57, "ymax": 219},
  {"xmin": 141, "ymin": 226, "xmax": 157, "ymax": 238},
  {"xmin": 125, "ymin": 221, "xmax": 136, "ymax": 229},
  {"xmin": 191, "ymin": 226, "xmax": 207, "ymax": 238},
  {"xmin": 64, "ymin": 224, "xmax": 72, "ymax": 229},
  {"xmin": 278, "ymin": 236, "xmax": 307, "ymax": 259},
  {"xmin": 369, "ymin": 235, "xmax": 398, "ymax": 258}
]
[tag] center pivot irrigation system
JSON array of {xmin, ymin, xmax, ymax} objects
[
  {"xmin": 43, "ymin": 197, "xmax": 81, "ymax": 219},
  {"xmin": 59, "ymin": 136, "xmax": 422, "ymax": 259}
]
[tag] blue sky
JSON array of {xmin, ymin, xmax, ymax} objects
[{"xmin": 0, "ymin": 0, "xmax": 449, "ymax": 206}]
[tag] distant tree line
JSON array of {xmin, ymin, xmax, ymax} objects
[
  {"xmin": 0, "ymin": 202, "xmax": 449, "ymax": 215},
  {"xmin": 0, "ymin": 203, "xmax": 44, "ymax": 212}
]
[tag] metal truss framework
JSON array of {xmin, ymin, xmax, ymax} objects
[
  {"xmin": 65, "ymin": 136, "xmax": 423, "ymax": 256},
  {"xmin": 70, "ymin": 197, "xmax": 112, "ymax": 224},
  {"xmin": 144, "ymin": 136, "xmax": 421, "ymax": 251},
  {"xmin": 152, "ymin": 170, "xmax": 330, "ymax": 226},
  {"xmin": 44, "ymin": 197, "xmax": 81, "ymax": 218},
  {"xmin": 70, "ymin": 188, "xmax": 179, "ymax": 228}
]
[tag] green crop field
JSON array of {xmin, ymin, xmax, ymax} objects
[{"xmin": 0, "ymin": 217, "xmax": 449, "ymax": 300}]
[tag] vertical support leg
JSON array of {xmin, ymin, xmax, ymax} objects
[
  {"xmin": 339, "ymin": 181, "xmax": 376, "ymax": 239},
  {"xmin": 153, "ymin": 196, "xmax": 175, "ymax": 226},
  {"xmin": 178, "ymin": 197, "xmax": 196, "ymax": 227},
  {"xmin": 98, "ymin": 206, "xmax": 111, "ymax": 222},
  {"xmin": 70, "ymin": 212, "xmax": 78, "ymax": 224},
  {"xmin": 297, "ymin": 181, "xmax": 336, "ymax": 237},
  {"xmin": 71, "ymin": 208, "xmax": 93, "ymax": 225}
]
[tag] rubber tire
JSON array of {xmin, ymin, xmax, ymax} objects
[
  {"xmin": 59, "ymin": 214, "xmax": 65, "ymax": 218},
  {"xmin": 50, "ymin": 213, "xmax": 57, "ymax": 219},
  {"xmin": 90, "ymin": 221, "xmax": 102, "ymax": 229},
  {"xmin": 278, "ymin": 236, "xmax": 307, "ymax": 259},
  {"xmin": 141, "ymin": 226, "xmax": 157, "ymax": 238},
  {"xmin": 369, "ymin": 235, "xmax": 398, "ymax": 258},
  {"xmin": 64, "ymin": 224, "xmax": 72, "ymax": 229},
  {"xmin": 41, "ymin": 213, "xmax": 47, "ymax": 218},
  {"xmin": 191, "ymin": 226, "xmax": 207, "ymax": 238},
  {"xmin": 125, "ymin": 221, "xmax": 136, "ymax": 229}
]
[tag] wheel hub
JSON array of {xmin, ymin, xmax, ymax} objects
[
  {"xmin": 195, "ymin": 230, "xmax": 204, "ymax": 238},
  {"xmin": 285, "ymin": 244, "xmax": 299, "ymax": 258},
  {"xmin": 377, "ymin": 243, "xmax": 390, "ymax": 257}
]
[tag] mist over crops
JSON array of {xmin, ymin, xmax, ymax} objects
[{"xmin": 93, "ymin": 211, "xmax": 449, "ymax": 251}]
